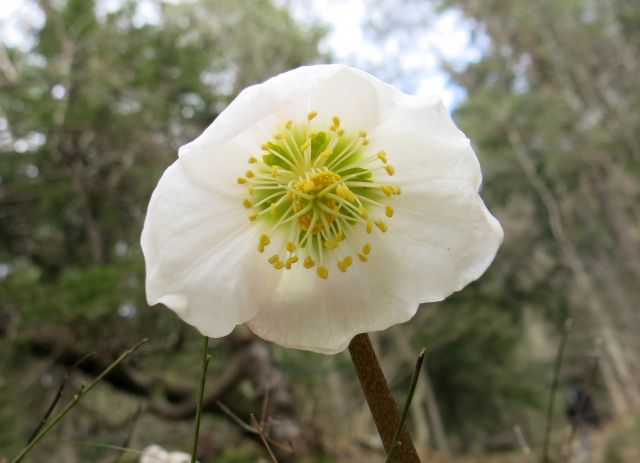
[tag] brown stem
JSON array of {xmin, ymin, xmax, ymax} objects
[{"xmin": 348, "ymin": 333, "xmax": 421, "ymax": 462}]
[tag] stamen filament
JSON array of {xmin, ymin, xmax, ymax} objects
[
  {"xmin": 240, "ymin": 112, "xmax": 397, "ymax": 278},
  {"xmin": 317, "ymin": 202, "xmax": 365, "ymax": 224},
  {"xmin": 326, "ymin": 138, "xmax": 362, "ymax": 170},
  {"xmin": 253, "ymin": 191, "xmax": 287, "ymax": 209}
]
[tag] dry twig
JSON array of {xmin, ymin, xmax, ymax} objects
[{"xmin": 251, "ymin": 413, "xmax": 278, "ymax": 463}]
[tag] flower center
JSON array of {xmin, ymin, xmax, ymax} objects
[{"xmin": 237, "ymin": 111, "xmax": 400, "ymax": 279}]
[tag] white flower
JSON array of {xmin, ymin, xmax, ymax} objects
[
  {"xmin": 141, "ymin": 64, "xmax": 503, "ymax": 354},
  {"xmin": 140, "ymin": 445, "xmax": 195, "ymax": 463}
]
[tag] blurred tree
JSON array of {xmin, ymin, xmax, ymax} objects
[
  {"xmin": 0, "ymin": 0, "xmax": 323, "ymax": 461},
  {"xmin": 437, "ymin": 0, "xmax": 640, "ymax": 415},
  {"xmin": 3, "ymin": 0, "xmax": 638, "ymax": 461},
  {"xmin": 359, "ymin": 0, "xmax": 640, "ymax": 455}
]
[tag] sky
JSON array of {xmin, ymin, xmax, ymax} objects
[
  {"xmin": 0, "ymin": 0, "xmax": 482, "ymax": 107},
  {"xmin": 286, "ymin": 0, "xmax": 481, "ymax": 107}
]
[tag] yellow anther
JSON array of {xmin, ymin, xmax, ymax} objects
[
  {"xmin": 258, "ymin": 234, "xmax": 271, "ymax": 253},
  {"xmin": 325, "ymin": 239, "xmax": 339, "ymax": 250},
  {"xmin": 336, "ymin": 256, "xmax": 353, "ymax": 272},
  {"xmin": 237, "ymin": 177, "xmax": 248, "ymax": 184},
  {"xmin": 249, "ymin": 115, "xmax": 398, "ymax": 269},
  {"xmin": 375, "ymin": 220, "xmax": 388, "ymax": 232},
  {"xmin": 336, "ymin": 184, "xmax": 356, "ymax": 202},
  {"xmin": 381, "ymin": 185, "xmax": 394, "ymax": 197},
  {"xmin": 285, "ymin": 256, "xmax": 299, "ymax": 269},
  {"xmin": 302, "ymin": 179, "xmax": 316, "ymax": 193}
]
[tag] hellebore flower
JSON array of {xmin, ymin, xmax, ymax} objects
[
  {"xmin": 140, "ymin": 445, "xmax": 195, "ymax": 463},
  {"xmin": 141, "ymin": 64, "xmax": 503, "ymax": 354}
]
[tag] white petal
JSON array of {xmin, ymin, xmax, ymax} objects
[
  {"xmin": 141, "ymin": 161, "xmax": 279, "ymax": 337},
  {"xmin": 178, "ymin": 65, "xmax": 400, "ymax": 194},
  {"xmin": 368, "ymin": 94, "xmax": 479, "ymax": 187},
  {"xmin": 308, "ymin": 65, "xmax": 400, "ymax": 132},
  {"xmin": 140, "ymin": 445, "xmax": 168, "ymax": 463},
  {"xmin": 167, "ymin": 452, "xmax": 194, "ymax": 463},
  {"xmin": 246, "ymin": 263, "xmax": 418, "ymax": 354},
  {"xmin": 366, "ymin": 178, "xmax": 503, "ymax": 303},
  {"xmin": 142, "ymin": 65, "xmax": 504, "ymax": 354},
  {"xmin": 359, "ymin": 92, "xmax": 501, "ymax": 302}
]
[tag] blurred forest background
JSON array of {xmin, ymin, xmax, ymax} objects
[{"xmin": 1, "ymin": 0, "xmax": 639, "ymax": 462}]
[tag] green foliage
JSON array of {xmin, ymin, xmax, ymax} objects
[
  {"xmin": 0, "ymin": 0, "xmax": 323, "ymax": 326},
  {"xmin": 0, "ymin": 1, "xmax": 324, "ymax": 460},
  {"xmin": 423, "ymin": 0, "xmax": 640, "ymax": 450},
  {"xmin": 3, "ymin": 258, "xmax": 143, "ymax": 322},
  {"xmin": 359, "ymin": 0, "xmax": 640, "ymax": 452},
  {"xmin": 217, "ymin": 446, "xmax": 265, "ymax": 463},
  {"xmin": 2, "ymin": 0, "xmax": 639, "ymax": 460},
  {"xmin": 421, "ymin": 302, "xmax": 541, "ymax": 432}
]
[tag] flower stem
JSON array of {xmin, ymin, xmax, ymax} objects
[
  {"xmin": 27, "ymin": 352, "xmax": 94, "ymax": 443},
  {"xmin": 385, "ymin": 347, "xmax": 426, "ymax": 463},
  {"xmin": 10, "ymin": 338, "xmax": 148, "ymax": 463},
  {"xmin": 348, "ymin": 333, "xmax": 421, "ymax": 462},
  {"xmin": 191, "ymin": 335, "xmax": 211, "ymax": 463}
]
